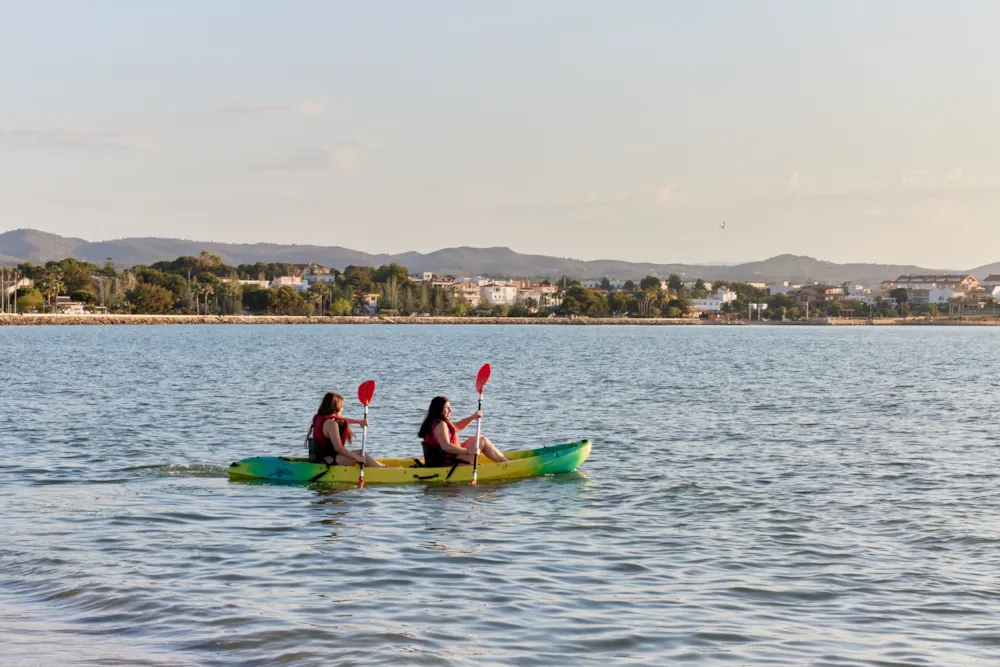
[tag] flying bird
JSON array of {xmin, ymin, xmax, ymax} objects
[{"xmin": 720, "ymin": 220, "xmax": 726, "ymax": 230}]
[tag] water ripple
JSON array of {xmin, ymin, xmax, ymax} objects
[{"xmin": 1, "ymin": 325, "xmax": 999, "ymax": 665}]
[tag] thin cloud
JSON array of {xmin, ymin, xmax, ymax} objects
[
  {"xmin": 223, "ymin": 100, "xmax": 329, "ymax": 117},
  {"xmin": 787, "ymin": 170, "xmax": 800, "ymax": 192},
  {"xmin": 657, "ymin": 184, "xmax": 675, "ymax": 203},
  {"xmin": 251, "ymin": 136, "xmax": 379, "ymax": 173},
  {"xmin": 0, "ymin": 125, "xmax": 157, "ymax": 152}
]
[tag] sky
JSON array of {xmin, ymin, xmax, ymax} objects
[{"xmin": 0, "ymin": 0, "xmax": 998, "ymax": 268}]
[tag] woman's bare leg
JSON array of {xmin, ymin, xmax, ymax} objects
[
  {"xmin": 462, "ymin": 435, "xmax": 511, "ymax": 463},
  {"xmin": 335, "ymin": 450, "xmax": 386, "ymax": 467}
]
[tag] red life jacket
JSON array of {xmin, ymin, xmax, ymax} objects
[
  {"xmin": 421, "ymin": 419, "xmax": 460, "ymax": 467},
  {"xmin": 312, "ymin": 414, "xmax": 350, "ymax": 460}
]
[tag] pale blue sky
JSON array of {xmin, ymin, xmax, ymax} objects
[{"xmin": 1, "ymin": 1, "xmax": 997, "ymax": 267}]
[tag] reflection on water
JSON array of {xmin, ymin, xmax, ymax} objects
[{"xmin": 1, "ymin": 324, "xmax": 999, "ymax": 666}]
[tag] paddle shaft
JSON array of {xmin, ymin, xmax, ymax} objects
[
  {"xmin": 359, "ymin": 404, "xmax": 369, "ymax": 487},
  {"xmin": 471, "ymin": 392, "xmax": 483, "ymax": 485}
]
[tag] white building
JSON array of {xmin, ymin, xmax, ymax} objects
[
  {"xmin": 581, "ymin": 279, "xmax": 626, "ymax": 289},
  {"xmin": 518, "ymin": 286, "xmax": 562, "ymax": 311},
  {"xmin": 2, "ymin": 276, "xmax": 33, "ymax": 296},
  {"xmin": 908, "ymin": 287, "xmax": 959, "ymax": 306},
  {"xmin": 981, "ymin": 275, "xmax": 1000, "ymax": 290},
  {"xmin": 844, "ymin": 285, "xmax": 879, "ymax": 305},
  {"xmin": 270, "ymin": 276, "xmax": 303, "ymax": 288},
  {"xmin": 480, "ymin": 283, "xmax": 519, "ymax": 306},
  {"xmin": 54, "ymin": 296, "xmax": 87, "ymax": 314},
  {"xmin": 769, "ymin": 281, "xmax": 801, "ymax": 295},
  {"xmin": 451, "ymin": 282, "xmax": 482, "ymax": 305},
  {"xmin": 239, "ymin": 280, "xmax": 270, "ymax": 290},
  {"xmin": 691, "ymin": 287, "xmax": 738, "ymax": 312},
  {"xmin": 303, "ymin": 274, "xmax": 337, "ymax": 286}
]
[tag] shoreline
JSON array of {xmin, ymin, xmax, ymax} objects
[{"xmin": 3, "ymin": 314, "xmax": 1000, "ymax": 326}]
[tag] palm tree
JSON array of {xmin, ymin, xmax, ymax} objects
[
  {"xmin": 308, "ymin": 282, "xmax": 333, "ymax": 316},
  {"xmin": 380, "ymin": 276, "xmax": 401, "ymax": 311}
]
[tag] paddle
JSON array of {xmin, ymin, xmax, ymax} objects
[
  {"xmin": 472, "ymin": 363, "xmax": 491, "ymax": 486},
  {"xmin": 357, "ymin": 379, "xmax": 376, "ymax": 487}
]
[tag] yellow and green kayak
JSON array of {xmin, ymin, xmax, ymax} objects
[{"xmin": 228, "ymin": 440, "xmax": 591, "ymax": 485}]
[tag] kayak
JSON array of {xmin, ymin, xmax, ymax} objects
[{"xmin": 227, "ymin": 440, "xmax": 591, "ymax": 485}]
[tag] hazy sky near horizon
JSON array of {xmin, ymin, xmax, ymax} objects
[{"xmin": 1, "ymin": 1, "xmax": 998, "ymax": 268}]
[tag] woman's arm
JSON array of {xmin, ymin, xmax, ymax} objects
[
  {"xmin": 453, "ymin": 411, "xmax": 483, "ymax": 431},
  {"xmin": 339, "ymin": 417, "xmax": 369, "ymax": 427},
  {"xmin": 434, "ymin": 422, "xmax": 467, "ymax": 455},
  {"xmin": 325, "ymin": 420, "xmax": 364, "ymax": 463}
]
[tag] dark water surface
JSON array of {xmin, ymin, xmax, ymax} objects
[{"xmin": 2, "ymin": 325, "xmax": 999, "ymax": 666}]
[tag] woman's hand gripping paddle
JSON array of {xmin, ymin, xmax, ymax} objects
[
  {"xmin": 472, "ymin": 364, "xmax": 491, "ymax": 485},
  {"xmin": 357, "ymin": 380, "xmax": 376, "ymax": 487}
]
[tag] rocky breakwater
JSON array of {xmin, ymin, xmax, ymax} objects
[{"xmin": 0, "ymin": 314, "xmax": 708, "ymax": 326}]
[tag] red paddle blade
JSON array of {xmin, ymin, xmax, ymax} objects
[
  {"xmin": 358, "ymin": 379, "xmax": 376, "ymax": 406},
  {"xmin": 475, "ymin": 364, "xmax": 491, "ymax": 394}
]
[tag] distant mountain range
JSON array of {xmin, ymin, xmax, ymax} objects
[{"xmin": 1, "ymin": 228, "xmax": 996, "ymax": 284}]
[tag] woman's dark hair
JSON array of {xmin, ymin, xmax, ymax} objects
[
  {"xmin": 418, "ymin": 396, "xmax": 450, "ymax": 439},
  {"xmin": 317, "ymin": 392, "xmax": 353, "ymax": 443}
]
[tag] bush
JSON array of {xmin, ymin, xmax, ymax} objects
[
  {"xmin": 15, "ymin": 288, "xmax": 44, "ymax": 312},
  {"xmin": 328, "ymin": 298, "xmax": 352, "ymax": 316},
  {"xmin": 127, "ymin": 284, "xmax": 175, "ymax": 314},
  {"xmin": 70, "ymin": 290, "xmax": 97, "ymax": 304}
]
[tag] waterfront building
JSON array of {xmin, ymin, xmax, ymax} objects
[
  {"xmin": 480, "ymin": 283, "xmax": 519, "ymax": 306},
  {"xmin": 893, "ymin": 274, "xmax": 979, "ymax": 290}
]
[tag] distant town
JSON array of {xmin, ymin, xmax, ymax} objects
[{"xmin": 2, "ymin": 252, "xmax": 999, "ymax": 321}]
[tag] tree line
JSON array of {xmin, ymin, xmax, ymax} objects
[{"xmin": 7, "ymin": 255, "xmax": 966, "ymax": 318}]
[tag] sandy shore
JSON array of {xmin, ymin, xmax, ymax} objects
[{"xmin": 2, "ymin": 314, "xmax": 1000, "ymax": 326}]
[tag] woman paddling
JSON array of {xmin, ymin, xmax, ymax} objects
[
  {"xmin": 310, "ymin": 392, "xmax": 385, "ymax": 468},
  {"xmin": 418, "ymin": 396, "xmax": 511, "ymax": 467}
]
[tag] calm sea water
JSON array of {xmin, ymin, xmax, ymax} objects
[{"xmin": 1, "ymin": 325, "xmax": 999, "ymax": 666}]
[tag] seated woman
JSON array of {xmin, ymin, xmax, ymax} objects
[
  {"xmin": 310, "ymin": 392, "xmax": 385, "ymax": 467},
  {"xmin": 418, "ymin": 396, "xmax": 511, "ymax": 467}
]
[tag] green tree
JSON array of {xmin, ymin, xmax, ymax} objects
[
  {"xmin": 343, "ymin": 265, "xmax": 376, "ymax": 291},
  {"xmin": 926, "ymin": 303, "xmax": 939, "ymax": 317},
  {"xmin": 329, "ymin": 298, "xmax": 353, "ymax": 316},
  {"xmin": 270, "ymin": 286, "xmax": 307, "ymax": 315},
  {"xmin": 127, "ymin": 283, "xmax": 175, "ymax": 314},
  {"xmin": 69, "ymin": 290, "xmax": 97, "ymax": 304},
  {"xmin": 374, "ymin": 263, "xmax": 410, "ymax": 285},
  {"xmin": 555, "ymin": 275, "xmax": 580, "ymax": 290},
  {"xmin": 608, "ymin": 291, "xmax": 629, "ymax": 315},
  {"xmin": 15, "ymin": 287, "xmax": 44, "ymax": 312},
  {"xmin": 695, "ymin": 278, "xmax": 706, "ymax": 291},
  {"xmin": 242, "ymin": 287, "xmax": 271, "ymax": 314},
  {"xmin": 623, "ymin": 279, "xmax": 635, "ymax": 291},
  {"xmin": 99, "ymin": 258, "xmax": 117, "ymax": 278},
  {"xmin": 889, "ymin": 288, "xmax": 908, "ymax": 304},
  {"xmin": 306, "ymin": 282, "xmax": 334, "ymax": 316},
  {"xmin": 639, "ymin": 275, "xmax": 662, "ymax": 292},
  {"xmin": 600, "ymin": 277, "xmax": 612, "ymax": 290},
  {"xmin": 48, "ymin": 258, "xmax": 102, "ymax": 293},
  {"xmin": 35, "ymin": 271, "xmax": 66, "ymax": 310},
  {"xmin": 664, "ymin": 297, "xmax": 691, "ymax": 317},
  {"xmin": 556, "ymin": 286, "xmax": 609, "ymax": 316},
  {"xmin": 667, "ymin": 274, "xmax": 683, "ymax": 292}
]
